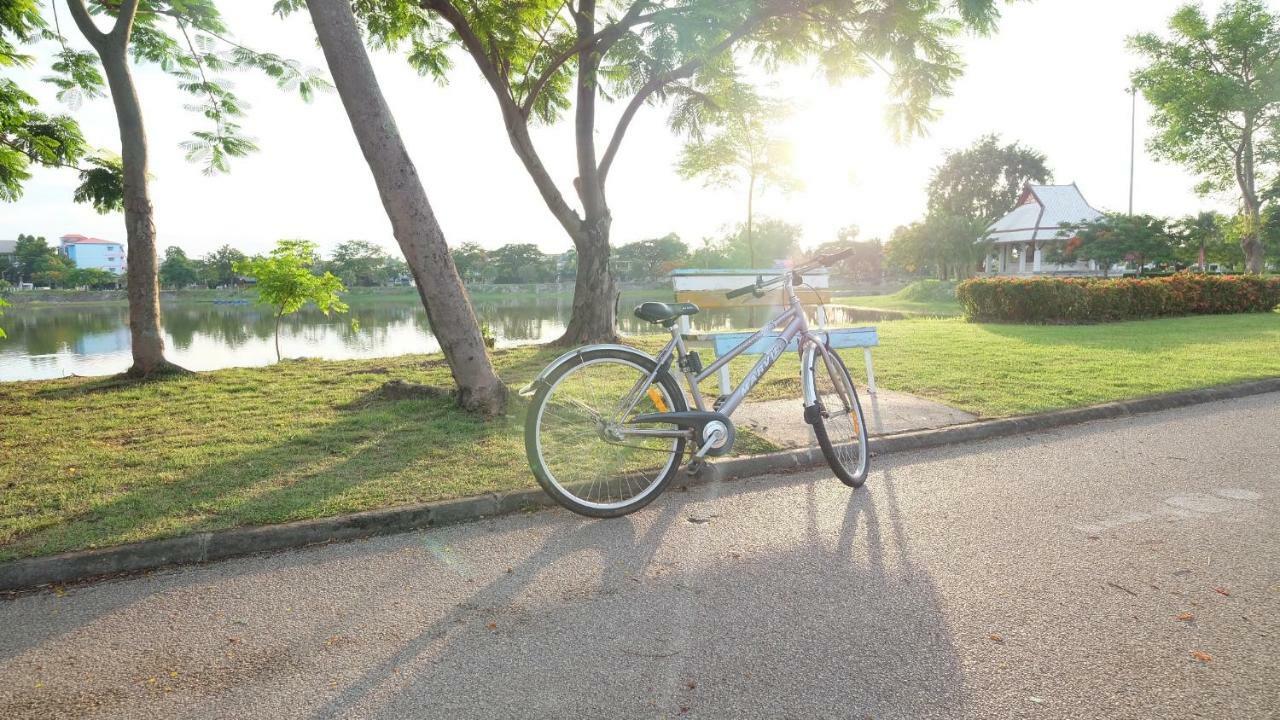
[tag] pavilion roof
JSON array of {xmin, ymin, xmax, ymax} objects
[{"xmin": 981, "ymin": 183, "xmax": 1103, "ymax": 244}]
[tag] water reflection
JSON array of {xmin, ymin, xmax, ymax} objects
[{"xmin": 0, "ymin": 297, "xmax": 896, "ymax": 381}]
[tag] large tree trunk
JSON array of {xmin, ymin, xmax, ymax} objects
[
  {"xmin": 308, "ymin": 0, "xmax": 506, "ymax": 415},
  {"xmin": 560, "ymin": 228, "xmax": 619, "ymax": 345},
  {"xmin": 66, "ymin": 0, "xmax": 175, "ymax": 377}
]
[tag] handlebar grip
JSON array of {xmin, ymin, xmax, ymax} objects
[{"xmin": 725, "ymin": 283, "xmax": 757, "ymax": 300}]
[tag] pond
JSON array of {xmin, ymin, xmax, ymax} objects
[{"xmin": 0, "ymin": 296, "xmax": 901, "ymax": 382}]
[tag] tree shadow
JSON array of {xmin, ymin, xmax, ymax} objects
[
  {"xmin": 4, "ymin": 392, "xmax": 488, "ymax": 561},
  {"xmin": 306, "ymin": 469, "xmax": 965, "ymax": 719}
]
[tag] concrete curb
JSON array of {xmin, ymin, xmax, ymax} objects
[{"xmin": 4, "ymin": 377, "xmax": 1278, "ymax": 592}]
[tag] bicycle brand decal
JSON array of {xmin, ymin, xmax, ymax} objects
[{"xmin": 743, "ymin": 337, "xmax": 788, "ymax": 392}]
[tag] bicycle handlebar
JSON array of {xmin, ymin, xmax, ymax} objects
[{"xmin": 722, "ymin": 249, "xmax": 855, "ymax": 299}]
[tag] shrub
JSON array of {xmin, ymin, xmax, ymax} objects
[{"xmin": 957, "ymin": 274, "xmax": 1280, "ymax": 323}]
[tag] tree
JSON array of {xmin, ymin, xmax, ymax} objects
[
  {"xmin": 66, "ymin": 267, "xmax": 120, "ymax": 289},
  {"xmin": 0, "ymin": 2, "xmax": 102, "ymax": 205},
  {"xmin": 315, "ymin": 0, "xmax": 1003, "ymax": 344},
  {"xmin": 1173, "ymin": 211, "xmax": 1239, "ymax": 268},
  {"xmin": 677, "ymin": 95, "xmax": 798, "ymax": 267},
  {"xmin": 0, "ymin": 296, "xmax": 7, "ymax": 338},
  {"xmin": 451, "ymin": 242, "xmax": 490, "ymax": 284},
  {"xmin": 1058, "ymin": 213, "xmax": 1178, "ymax": 277},
  {"xmin": 884, "ymin": 215, "xmax": 985, "ymax": 280},
  {"xmin": 11, "ymin": 234, "xmax": 76, "ymax": 284},
  {"xmin": 488, "ymin": 243, "xmax": 553, "ymax": 284},
  {"xmin": 304, "ymin": 0, "xmax": 507, "ymax": 415},
  {"xmin": 328, "ymin": 240, "xmax": 393, "ymax": 286},
  {"xmin": 49, "ymin": 0, "xmax": 327, "ymax": 376},
  {"xmin": 926, "ymin": 134, "xmax": 1051, "ymax": 222},
  {"xmin": 159, "ymin": 246, "xmax": 201, "ymax": 288},
  {"xmin": 812, "ymin": 231, "xmax": 882, "ymax": 282},
  {"xmin": 1131, "ymin": 1, "xmax": 1280, "ymax": 273},
  {"xmin": 200, "ymin": 245, "xmax": 247, "ymax": 288},
  {"xmin": 615, "ymin": 233, "xmax": 687, "ymax": 281},
  {"xmin": 234, "ymin": 240, "xmax": 348, "ymax": 362}
]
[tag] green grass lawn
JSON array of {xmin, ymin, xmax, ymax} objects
[
  {"xmin": 834, "ymin": 280, "xmax": 962, "ymax": 316},
  {"xmin": 2, "ymin": 312, "xmax": 1277, "ymax": 561}
]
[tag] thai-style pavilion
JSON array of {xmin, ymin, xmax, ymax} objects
[{"xmin": 981, "ymin": 183, "xmax": 1106, "ymax": 275}]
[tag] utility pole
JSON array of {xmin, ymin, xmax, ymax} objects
[{"xmin": 1128, "ymin": 86, "xmax": 1137, "ymax": 215}]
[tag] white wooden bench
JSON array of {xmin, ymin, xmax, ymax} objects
[{"xmin": 680, "ymin": 315, "xmax": 879, "ymax": 397}]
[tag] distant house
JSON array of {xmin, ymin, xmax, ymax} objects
[
  {"xmin": 980, "ymin": 183, "xmax": 1109, "ymax": 275},
  {"xmin": 60, "ymin": 234, "xmax": 125, "ymax": 274}
]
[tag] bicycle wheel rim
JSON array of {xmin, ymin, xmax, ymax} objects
[{"xmin": 533, "ymin": 357, "xmax": 683, "ymax": 512}]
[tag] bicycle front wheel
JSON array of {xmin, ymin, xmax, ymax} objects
[
  {"xmin": 807, "ymin": 347, "xmax": 870, "ymax": 487},
  {"xmin": 525, "ymin": 348, "xmax": 688, "ymax": 518}
]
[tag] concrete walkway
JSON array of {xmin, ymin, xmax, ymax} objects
[{"xmin": 735, "ymin": 388, "xmax": 978, "ymax": 448}]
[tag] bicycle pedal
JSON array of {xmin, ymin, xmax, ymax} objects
[
  {"xmin": 685, "ymin": 459, "xmax": 704, "ymax": 476},
  {"xmin": 712, "ymin": 395, "xmax": 729, "ymax": 411}
]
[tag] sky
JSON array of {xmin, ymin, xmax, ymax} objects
[{"xmin": 0, "ymin": 0, "xmax": 1243, "ymax": 258}]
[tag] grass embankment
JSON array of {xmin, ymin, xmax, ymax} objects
[
  {"xmin": 2, "ymin": 312, "xmax": 1278, "ymax": 561},
  {"xmin": 835, "ymin": 279, "xmax": 961, "ymax": 316}
]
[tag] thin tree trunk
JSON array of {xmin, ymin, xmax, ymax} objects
[
  {"xmin": 274, "ymin": 309, "xmax": 282, "ymax": 363},
  {"xmin": 556, "ymin": 0, "xmax": 618, "ymax": 345},
  {"xmin": 307, "ymin": 0, "xmax": 506, "ymax": 415},
  {"xmin": 1237, "ymin": 122, "xmax": 1265, "ymax": 273},
  {"xmin": 746, "ymin": 173, "xmax": 756, "ymax": 268},
  {"xmin": 67, "ymin": 0, "xmax": 176, "ymax": 378}
]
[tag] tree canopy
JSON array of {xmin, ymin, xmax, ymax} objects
[
  {"xmin": 925, "ymin": 134, "xmax": 1051, "ymax": 223},
  {"xmin": 234, "ymin": 239, "xmax": 348, "ymax": 361},
  {"xmin": 0, "ymin": 1, "xmax": 101, "ymax": 207},
  {"xmin": 1056, "ymin": 213, "xmax": 1177, "ymax": 277},
  {"xmin": 277, "ymin": 0, "xmax": 1007, "ymax": 342},
  {"xmin": 1131, "ymin": 0, "xmax": 1280, "ymax": 271}
]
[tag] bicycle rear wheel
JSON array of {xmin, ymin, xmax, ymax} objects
[
  {"xmin": 525, "ymin": 348, "xmax": 688, "ymax": 518},
  {"xmin": 806, "ymin": 347, "xmax": 870, "ymax": 487}
]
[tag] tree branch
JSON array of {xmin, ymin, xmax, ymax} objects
[
  {"xmin": 110, "ymin": 0, "xmax": 143, "ymax": 44},
  {"xmin": 598, "ymin": 18, "xmax": 761, "ymax": 184},
  {"xmin": 421, "ymin": 0, "xmax": 583, "ymax": 235},
  {"xmin": 519, "ymin": 2, "xmax": 684, "ymax": 119},
  {"xmin": 64, "ymin": 0, "xmax": 107, "ymax": 49}
]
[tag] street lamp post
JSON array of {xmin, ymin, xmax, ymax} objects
[{"xmin": 1128, "ymin": 86, "xmax": 1137, "ymax": 216}]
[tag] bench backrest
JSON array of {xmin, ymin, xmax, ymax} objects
[{"xmin": 710, "ymin": 326, "xmax": 878, "ymax": 357}]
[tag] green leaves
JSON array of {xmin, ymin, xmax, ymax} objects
[
  {"xmin": 926, "ymin": 134, "xmax": 1052, "ymax": 223},
  {"xmin": 0, "ymin": 78, "xmax": 89, "ymax": 202},
  {"xmin": 44, "ymin": 49, "xmax": 106, "ymax": 109},
  {"xmin": 1131, "ymin": 0, "xmax": 1280, "ymax": 195},
  {"xmin": 235, "ymin": 240, "xmax": 350, "ymax": 320},
  {"xmin": 73, "ymin": 155, "xmax": 125, "ymax": 213}
]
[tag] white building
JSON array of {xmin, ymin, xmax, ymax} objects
[
  {"xmin": 60, "ymin": 234, "xmax": 125, "ymax": 274},
  {"xmin": 980, "ymin": 184, "xmax": 1111, "ymax": 275}
]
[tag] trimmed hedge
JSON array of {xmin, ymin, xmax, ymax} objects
[{"xmin": 957, "ymin": 274, "xmax": 1280, "ymax": 323}]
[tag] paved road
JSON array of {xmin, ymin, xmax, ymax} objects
[{"xmin": 2, "ymin": 394, "xmax": 1279, "ymax": 719}]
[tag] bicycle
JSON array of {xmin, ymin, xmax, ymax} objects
[{"xmin": 521, "ymin": 249, "xmax": 869, "ymax": 518}]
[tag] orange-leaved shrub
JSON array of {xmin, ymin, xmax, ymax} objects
[{"xmin": 956, "ymin": 274, "xmax": 1280, "ymax": 323}]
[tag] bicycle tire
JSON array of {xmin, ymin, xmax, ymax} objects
[
  {"xmin": 525, "ymin": 347, "xmax": 688, "ymax": 518},
  {"xmin": 807, "ymin": 348, "xmax": 870, "ymax": 487}
]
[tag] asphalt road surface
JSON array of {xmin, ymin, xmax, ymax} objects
[{"xmin": 2, "ymin": 393, "xmax": 1278, "ymax": 719}]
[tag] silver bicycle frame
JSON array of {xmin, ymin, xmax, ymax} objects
[{"xmin": 615, "ymin": 269, "xmax": 832, "ymax": 437}]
